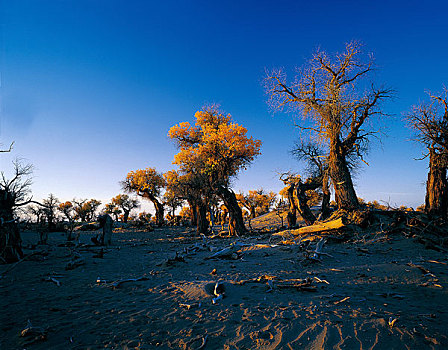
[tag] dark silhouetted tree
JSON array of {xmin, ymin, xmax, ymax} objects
[
  {"xmin": 0, "ymin": 160, "xmax": 33, "ymax": 262},
  {"xmin": 111, "ymin": 194, "xmax": 139, "ymax": 223},
  {"xmin": 406, "ymin": 88, "xmax": 448, "ymax": 217}
]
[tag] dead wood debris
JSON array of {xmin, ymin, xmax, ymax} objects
[
  {"xmin": 205, "ymin": 243, "xmax": 244, "ymax": 260},
  {"xmin": 179, "ymin": 302, "xmax": 201, "ymax": 310},
  {"xmin": 302, "ymin": 238, "xmax": 334, "ymax": 263},
  {"xmin": 288, "ymin": 217, "xmax": 346, "ymax": 236},
  {"xmin": 236, "ymin": 275, "xmax": 319, "ymax": 292},
  {"xmin": 20, "ymin": 320, "xmax": 47, "ymax": 344},
  {"xmin": 157, "ymin": 252, "xmax": 186, "ymax": 266},
  {"xmin": 212, "ymin": 280, "xmax": 225, "ymax": 304},
  {"xmin": 65, "ymin": 251, "xmax": 85, "ymax": 270},
  {"xmin": 407, "ymin": 262, "xmax": 443, "ymax": 288},
  {"xmin": 333, "ymin": 296, "xmax": 350, "ymax": 305},
  {"xmin": 97, "ymin": 275, "xmax": 149, "ymax": 288},
  {"xmin": 42, "ymin": 275, "xmax": 62, "ymax": 286}
]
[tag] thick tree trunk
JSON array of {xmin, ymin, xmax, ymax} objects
[
  {"xmin": 321, "ymin": 173, "xmax": 331, "ymax": 219},
  {"xmin": 98, "ymin": 214, "xmax": 113, "ymax": 246},
  {"xmin": 286, "ymin": 184, "xmax": 297, "ymax": 228},
  {"xmin": 195, "ymin": 201, "xmax": 209, "ymax": 235},
  {"xmin": 217, "ymin": 186, "xmax": 247, "ymax": 236},
  {"xmin": 0, "ymin": 190, "xmax": 23, "ymax": 263},
  {"xmin": 154, "ymin": 200, "xmax": 164, "ymax": 226},
  {"xmin": 295, "ymin": 180, "xmax": 318, "ymax": 226},
  {"xmin": 123, "ymin": 210, "xmax": 130, "ymax": 223},
  {"xmin": 425, "ymin": 148, "xmax": 448, "ymax": 217},
  {"xmin": 144, "ymin": 194, "xmax": 164, "ymax": 227},
  {"xmin": 188, "ymin": 200, "xmax": 197, "ymax": 227},
  {"xmin": 329, "ymin": 141, "xmax": 359, "ymax": 210}
]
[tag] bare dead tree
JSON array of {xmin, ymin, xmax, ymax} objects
[
  {"xmin": 406, "ymin": 88, "xmax": 448, "ymax": 217},
  {"xmin": 0, "ymin": 159, "xmax": 33, "ymax": 263},
  {"xmin": 265, "ymin": 41, "xmax": 392, "ymax": 211}
]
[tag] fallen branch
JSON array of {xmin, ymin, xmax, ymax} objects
[
  {"xmin": 205, "ymin": 243, "xmax": 243, "ymax": 260},
  {"xmin": 108, "ymin": 276, "xmax": 149, "ymax": 288},
  {"xmin": 20, "ymin": 320, "xmax": 46, "ymax": 340},
  {"xmin": 0, "ymin": 251, "xmax": 44, "ymax": 277},
  {"xmin": 43, "ymin": 276, "xmax": 61, "ymax": 286},
  {"xmin": 290, "ymin": 217, "xmax": 345, "ymax": 235}
]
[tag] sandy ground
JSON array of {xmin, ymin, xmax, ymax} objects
[{"xmin": 1, "ymin": 219, "xmax": 448, "ymax": 349}]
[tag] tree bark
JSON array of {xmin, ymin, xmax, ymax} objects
[
  {"xmin": 295, "ymin": 179, "xmax": 319, "ymax": 226},
  {"xmin": 286, "ymin": 184, "xmax": 297, "ymax": 228},
  {"xmin": 195, "ymin": 201, "xmax": 209, "ymax": 235},
  {"xmin": 329, "ymin": 141, "xmax": 359, "ymax": 210},
  {"xmin": 425, "ymin": 148, "xmax": 448, "ymax": 217},
  {"xmin": 144, "ymin": 193, "xmax": 164, "ymax": 226},
  {"xmin": 216, "ymin": 186, "xmax": 247, "ymax": 236},
  {"xmin": 187, "ymin": 199, "xmax": 197, "ymax": 227},
  {"xmin": 321, "ymin": 173, "xmax": 331, "ymax": 219}
]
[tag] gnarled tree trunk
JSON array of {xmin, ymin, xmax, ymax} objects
[
  {"xmin": 295, "ymin": 179, "xmax": 319, "ymax": 226},
  {"xmin": 0, "ymin": 190, "xmax": 23, "ymax": 263},
  {"xmin": 195, "ymin": 200, "xmax": 209, "ymax": 235},
  {"xmin": 321, "ymin": 173, "xmax": 331, "ymax": 220},
  {"xmin": 216, "ymin": 186, "xmax": 247, "ymax": 236},
  {"xmin": 425, "ymin": 148, "xmax": 448, "ymax": 217},
  {"xmin": 329, "ymin": 141, "xmax": 359, "ymax": 210},
  {"xmin": 144, "ymin": 194, "xmax": 164, "ymax": 226},
  {"xmin": 187, "ymin": 199, "xmax": 197, "ymax": 227},
  {"xmin": 286, "ymin": 184, "xmax": 297, "ymax": 228}
]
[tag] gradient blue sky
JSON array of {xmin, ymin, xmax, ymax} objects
[{"xmin": 1, "ymin": 0, "xmax": 448, "ymax": 210}]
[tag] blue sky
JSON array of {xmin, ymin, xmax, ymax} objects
[{"xmin": 1, "ymin": 0, "xmax": 448, "ymax": 210}]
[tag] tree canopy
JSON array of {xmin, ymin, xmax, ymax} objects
[
  {"xmin": 122, "ymin": 167, "xmax": 166, "ymax": 226},
  {"xmin": 168, "ymin": 105, "xmax": 262, "ymax": 235}
]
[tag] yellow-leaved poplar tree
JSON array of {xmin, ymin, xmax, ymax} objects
[
  {"xmin": 121, "ymin": 168, "xmax": 166, "ymax": 226},
  {"xmin": 169, "ymin": 105, "xmax": 261, "ymax": 235}
]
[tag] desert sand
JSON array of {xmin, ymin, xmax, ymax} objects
[{"xmin": 1, "ymin": 213, "xmax": 447, "ymax": 349}]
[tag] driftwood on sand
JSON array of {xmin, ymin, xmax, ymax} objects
[{"xmin": 290, "ymin": 217, "xmax": 345, "ymax": 235}]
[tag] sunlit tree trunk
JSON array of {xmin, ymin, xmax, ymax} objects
[
  {"xmin": 217, "ymin": 186, "xmax": 247, "ymax": 236},
  {"xmin": 144, "ymin": 194, "xmax": 164, "ymax": 226},
  {"xmin": 295, "ymin": 180, "xmax": 318, "ymax": 226},
  {"xmin": 425, "ymin": 147, "xmax": 448, "ymax": 217},
  {"xmin": 329, "ymin": 140, "xmax": 359, "ymax": 210}
]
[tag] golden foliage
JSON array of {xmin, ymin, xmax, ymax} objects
[
  {"xmin": 122, "ymin": 167, "xmax": 166, "ymax": 199},
  {"xmin": 168, "ymin": 106, "xmax": 261, "ymax": 185},
  {"xmin": 178, "ymin": 206, "xmax": 192, "ymax": 220},
  {"xmin": 237, "ymin": 189, "xmax": 277, "ymax": 217}
]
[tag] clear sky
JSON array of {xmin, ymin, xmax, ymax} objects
[{"xmin": 1, "ymin": 0, "xmax": 448, "ymax": 211}]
